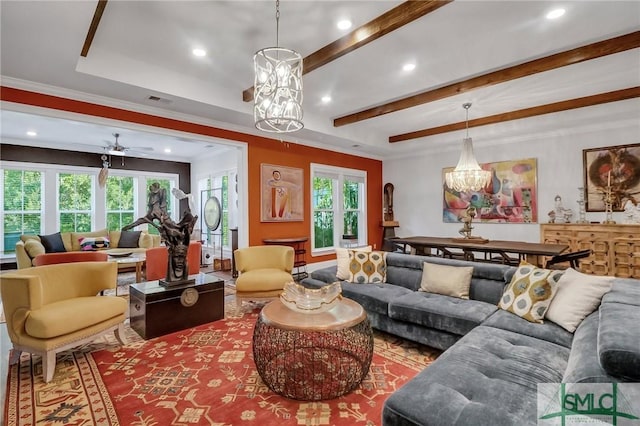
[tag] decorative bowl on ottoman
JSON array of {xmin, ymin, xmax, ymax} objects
[{"xmin": 280, "ymin": 281, "xmax": 342, "ymax": 313}]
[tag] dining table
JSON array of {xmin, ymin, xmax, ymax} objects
[{"xmin": 387, "ymin": 236, "xmax": 569, "ymax": 267}]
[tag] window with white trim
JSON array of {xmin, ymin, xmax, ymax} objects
[
  {"xmin": 311, "ymin": 164, "xmax": 366, "ymax": 253},
  {"xmin": 58, "ymin": 172, "xmax": 93, "ymax": 232},
  {"xmin": 106, "ymin": 175, "xmax": 135, "ymax": 230},
  {"xmin": 1, "ymin": 168, "xmax": 43, "ymax": 253}
]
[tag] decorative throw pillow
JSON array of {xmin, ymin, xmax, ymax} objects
[
  {"xmin": 348, "ymin": 251, "xmax": 387, "ymax": 283},
  {"xmin": 336, "ymin": 245, "xmax": 372, "ymax": 280},
  {"xmin": 545, "ymin": 268, "xmax": 614, "ymax": 332},
  {"xmin": 79, "ymin": 236, "xmax": 110, "ymax": 251},
  {"xmin": 24, "ymin": 239, "xmax": 46, "ymax": 258},
  {"xmin": 38, "ymin": 232, "xmax": 67, "ymax": 253},
  {"xmin": 498, "ymin": 262, "xmax": 562, "ymax": 323},
  {"xmin": 118, "ymin": 231, "xmax": 141, "ymax": 248},
  {"xmin": 419, "ymin": 262, "xmax": 474, "ymax": 299}
]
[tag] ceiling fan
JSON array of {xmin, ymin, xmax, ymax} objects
[
  {"xmin": 98, "ymin": 133, "xmax": 154, "ymax": 188},
  {"xmin": 104, "ymin": 133, "xmax": 153, "ymax": 157}
]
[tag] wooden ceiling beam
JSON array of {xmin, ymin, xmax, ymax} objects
[
  {"xmin": 389, "ymin": 87, "xmax": 640, "ymax": 143},
  {"xmin": 80, "ymin": 0, "xmax": 108, "ymax": 57},
  {"xmin": 242, "ymin": 0, "xmax": 452, "ymax": 102},
  {"xmin": 336, "ymin": 31, "xmax": 640, "ymax": 127}
]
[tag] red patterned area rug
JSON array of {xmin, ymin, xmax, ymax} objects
[{"xmin": 4, "ymin": 302, "xmax": 439, "ymax": 425}]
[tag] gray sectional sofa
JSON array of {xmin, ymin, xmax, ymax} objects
[{"xmin": 301, "ymin": 252, "xmax": 640, "ymax": 425}]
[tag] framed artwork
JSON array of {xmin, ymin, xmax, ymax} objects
[
  {"xmin": 443, "ymin": 158, "xmax": 538, "ymax": 223},
  {"xmin": 261, "ymin": 164, "xmax": 304, "ymax": 222},
  {"xmin": 583, "ymin": 143, "xmax": 640, "ymax": 212}
]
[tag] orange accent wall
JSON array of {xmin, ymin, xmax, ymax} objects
[{"xmin": 1, "ymin": 86, "xmax": 383, "ymax": 265}]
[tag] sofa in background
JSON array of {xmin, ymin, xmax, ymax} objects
[
  {"xmin": 302, "ymin": 252, "xmax": 640, "ymax": 425},
  {"xmin": 15, "ymin": 229, "xmax": 161, "ymax": 269}
]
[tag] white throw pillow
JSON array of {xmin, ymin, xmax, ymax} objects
[
  {"xmin": 336, "ymin": 246, "xmax": 372, "ymax": 280},
  {"xmin": 420, "ymin": 262, "xmax": 474, "ymax": 299},
  {"xmin": 545, "ymin": 268, "xmax": 614, "ymax": 332}
]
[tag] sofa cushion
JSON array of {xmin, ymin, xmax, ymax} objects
[
  {"xmin": 383, "ymin": 326, "xmax": 569, "ymax": 426},
  {"xmin": 483, "ymin": 308, "xmax": 573, "ymax": 348},
  {"xmin": 602, "ymin": 279, "xmax": 640, "ymax": 306},
  {"xmin": 70, "ymin": 229, "xmax": 108, "ymax": 251},
  {"xmin": 598, "ymin": 301, "xmax": 640, "ymax": 381},
  {"xmin": 339, "ymin": 282, "xmax": 413, "ymax": 316},
  {"xmin": 335, "ymin": 246, "xmax": 371, "ymax": 280},
  {"xmin": 389, "ymin": 292, "xmax": 497, "ymax": 336},
  {"xmin": 563, "ymin": 311, "xmax": 621, "ymax": 383},
  {"xmin": 498, "ymin": 263, "xmax": 562, "ymax": 323},
  {"xmin": 79, "ymin": 236, "xmax": 111, "ymax": 251},
  {"xmin": 348, "ymin": 250, "xmax": 387, "ymax": 283},
  {"xmin": 545, "ymin": 268, "xmax": 614, "ymax": 332},
  {"xmin": 309, "ymin": 266, "xmax": 339, "ymax": 284},
  {"xmin": 39, "ymin": 232, "xmax": 67, "ymax": 253},
  {"xmin": 117, "ymin": 230, "xmax": 142, "ymax": 248},
  {"xmin": 236, "ymin": 269, "xmax": 292, "ymax": 292},
  {"xmin": 420, "ymin": 262, "xmax": 473, "ymax": 299},
  {"xmin": 25, "ymin": 296, "xmax": 127, "ymax": 338},
  {"xmin": 24, "ymin": 239, "xmax": 46, "ymax": 259}
]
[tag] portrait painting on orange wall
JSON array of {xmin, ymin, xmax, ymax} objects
[{"xmin": 260, "ymin": 164, "xmax": 304, "ymax": 222}]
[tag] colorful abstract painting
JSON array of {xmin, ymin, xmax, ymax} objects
[{"xmin": 443, "ymin": 158, "xmax": 538, "ymax": 223}]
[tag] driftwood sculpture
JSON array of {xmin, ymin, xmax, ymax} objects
[{"xmin": 122, "ymin": 183, "xmax": 198, "ymax": 285}]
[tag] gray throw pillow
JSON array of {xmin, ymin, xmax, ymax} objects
[
  {"xmin": 38, "ymin": 232, "xmax": 66, "ymax": 253},
  {"xmin": 118, "ymin": 231, "xmax": 141, "ymax": 248}
]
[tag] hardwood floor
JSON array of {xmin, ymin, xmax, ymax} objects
[{"xmin": 0, "ymin": 264, "xmax": 233, "ymax": 425}]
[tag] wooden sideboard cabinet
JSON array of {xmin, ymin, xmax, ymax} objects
[{"xmin": 540, "ymin": 223, "xmax": 640, "ymax": 278}]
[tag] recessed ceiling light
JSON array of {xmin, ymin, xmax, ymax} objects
[
  {"xmin": 192, "ymin": 48, "xmax": 207, "ymax": 57},
  {"xmin": 26, "ymin": 130, "xmax": 37, "ymax": 137},
  {"xmin": 337, "ymin": 19, "xmax": 352, "ymax": 30},
  {"xmin": 403, "ymin": 63, "xmax": 416, "ymax": 72},
  {"xmin": 164, "ymin": 148, "xmax": 172, "ymax": 153},
  {"xmin": 546, "ymin": 8, "xmax": 565, "ymax": 19},
  {"xmin": 321, "ymin": 95, "xmax": 332, "ymax": 103}
]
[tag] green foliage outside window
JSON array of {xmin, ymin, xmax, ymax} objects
[
  {"xmin": 145, "ymin": 178, "xmax": 172, "ymax": 235},
  {"xmin": 343, "ymin": 180, "xmax": 360, "ymax": 236},
  {"xmin": 3, "ymin": 169, "xmax": 42, "ymax": 252},
  {"xmin": 313, "ymin": 177, "xmax": 334, "ymax": 249},
  {"xmin": 221, "ymin": 175, "xmax": 229, "ymax": 246},
  {"xmin": 58, "ymin": 173, "xmax": 92, "ymax": 232},
  {"xmin": 106, "ymin": 176, "xmax": 134, "ymax": 230}
]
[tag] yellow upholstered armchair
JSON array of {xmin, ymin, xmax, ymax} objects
[
  {"xmin": 0, "ymin": 262, "xmax": 128, "ymax": 383},
  {"xmin": 233, "ymin": 245, "xmax": 294, "ymax": 312}
]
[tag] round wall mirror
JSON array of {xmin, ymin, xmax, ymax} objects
[{"xmin": 203, "ymin": 196, "xmax": 222, "ymax": 231}]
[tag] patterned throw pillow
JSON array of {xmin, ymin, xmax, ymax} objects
[
  {"xmin": 498, "ymin": 262, "xmax": 563, "ymax": 323},
  {"xmin": 348, "ymin": 251, "xmax": 387, "ymax": 283},
  {"xmin": 79, "ymin": 236, "xmax": 110, "ymax": 251}
]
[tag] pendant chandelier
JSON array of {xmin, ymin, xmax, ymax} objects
[
  {"xmin": 253, "ymin": 0, "xmax": 303, "ymax": 133},
  {"xmin": 445, "ymin": 103, "xmax": 491, "ymax": 193}
]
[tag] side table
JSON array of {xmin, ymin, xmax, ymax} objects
[{"xmin": 253, "ymin": 298, "xmax": 373, "ymax": 401}]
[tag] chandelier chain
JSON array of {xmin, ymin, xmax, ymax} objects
[{"xmin": 275, "ymin": 0, "xmax": 280, "ymax": 48}]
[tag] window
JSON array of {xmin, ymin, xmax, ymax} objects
[
  {"xmin": 144, "ymin": 177, "xmax": 174, "ymax": 235},
  {"xmin": 106, "ymin": 175, "xmax": 135, "ymax": 230},
  {"xmin": 2, "ymin": 169, "xmax": 43, "ymax": 253},
  {"xmin": 311, "ymin": 164, "xmax": 366, "ymax": 253},
  {"xmin": 58, "ymin": 172, "xmax": 93, "ymax": 232},
  {"xmin": 199, "ymin": 172, "xmax": 234, "ymax": 250}
]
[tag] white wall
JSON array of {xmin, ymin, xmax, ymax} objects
[{"xmin": 384, "ymin": 122, "xmax": 640, "ymax": 243}]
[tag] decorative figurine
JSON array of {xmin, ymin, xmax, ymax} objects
[{"xmin": 576, "ymin": 187, "xmax": 588, "ymax": 224}]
